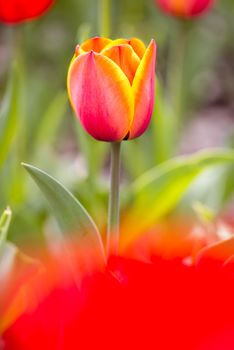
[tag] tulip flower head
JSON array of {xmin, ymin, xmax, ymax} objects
[
  {"xmin": 0, "ymin": 0, "xmax": 55, "ymax": 24},
  {"xmin": 67, "ymin": 37, "xmax": 156, "ymax": 142},
  {"xmin": 155, "ymin": 0, "xmax": 214, "ymax": 18}
]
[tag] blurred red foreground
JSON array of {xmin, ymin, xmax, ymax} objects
[{"xmin": 2, "ymin": 217, "xmax": 234, "ymax": 350}]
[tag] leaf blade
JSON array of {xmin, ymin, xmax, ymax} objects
[
  {"xmin": 122, "ymin": 149, "xmax": 234, "ymax": 247},
  {"xmin": 0, "ymin": 62, "xmax": 22, "ymax": 168},
  {"xmin": 22, "ymin": 163, "xmax": 105, "ymax": 259},
  {"xmin": 0, "ymin": 207, "xmax": 12, "ymax": 250}
]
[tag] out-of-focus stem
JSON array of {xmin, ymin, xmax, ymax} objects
[
  {"xmin": 166, "ymin": 20, "xmax": 191, "ymax": 155},
  {"xmin": 8, "ymin": 26, "xmax": 26, "ymax": 205},
  {"xmin": 106, "ymin": 142, "xmax": 121, "ymax": 257},
  {"xmin": 99, "ymin": 0, "xmax": 111, "ymax": 37},
  {"xmin": 9, "ymin": 25, "xmax": 23, "ymax": 62}
]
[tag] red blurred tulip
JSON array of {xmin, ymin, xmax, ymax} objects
[
  {"xmin": 2, "ymin": 226, "xmax": 234, "ymax": 350},
  {"xmin": 67, "ymin": 37, "xmax": 156, "ymax": 142},
  {"xmin": 3, "ymin": 255, "xmax": 234, "ymax": 350},
  {"xmin": 0, "ymin": 0, "xmax": 55, "ymax": 24},
  {"xmin": 155, "ymin": 0, "xmax": 214, "ymax": 18}
]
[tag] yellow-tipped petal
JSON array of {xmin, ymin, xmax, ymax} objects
[
  {"xmin": 129, "ymin": 38, "xmax": 146, "ymax": 59},
  {"xmin": 75, "ymin": 45, "xmax": 80, "ymax": 57},
  {"xmin": 102, "ymin": 44, "xmax": 140, "ymax": 84},
  {"xmin": 101, "ymin": 39, "xmax": 129, "ymax": 51},
  {"xmin": 129, "ymin": 39, "xmax": 156, "ymax": 139},
  {"xmin": 80, "ymin": 37, "xmax": 112, "ymax": 54},
  {"xmin": 67, "ymin": 51, "xmax": 134, "ymax": 142},
  {"xmin": 102, "ymin": 38, "xmax": 146, "ymax": 59}
]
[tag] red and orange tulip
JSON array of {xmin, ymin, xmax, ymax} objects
[
  {"xmin": 3, "ymin": 236, "xmax": 234, "ymax": 350},
  {"xmin": 155, "ymin": 0, "xmax": 214, "ymax": 18},
  {"xmin": 0, "ymin": 0, "xmax": 55, "ymax": 24},
  {"xmin": 67, "ymin": 37, "xmax": 156, "ymax": 142}
]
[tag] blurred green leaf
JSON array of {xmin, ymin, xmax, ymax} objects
[
  {"xmin": 192, "ymin": 201, "xmax": 215, "ymax": 225},
  {"xmin": 122, "ymin": 136, "xmax": 152, "ymax": 179},
  {"xmin": 123, "ymin": 149, "xmax": 234, "ymax": 241},
  {"xmin": 0, "ymin": 207, "xmax": 12, "ymax": 249},
  {"xmin": 22, "ymin": 163, "xmax": 105, "ymax": 259},
  {"xmin": 221, "ymin": 164, "xmax": 234, "ymax": 204},
  {"xmin": 76, "ymin": 22, "xmax": 92, "ymax": 42},
  {"xmin": 33, "ymin": 91, "xmax": 67, "ymax": 154},
  {"xmin": 151, "ymin": 78, "xmax": 176, "ymax": 164},
  {"xmin": 0, "ymin": 62, "xmax": 22, "ymax": 168}
]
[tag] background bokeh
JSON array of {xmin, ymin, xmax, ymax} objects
[{"xmin": 0, "ymin": 0, "xmax": 233, "ymax": 249}]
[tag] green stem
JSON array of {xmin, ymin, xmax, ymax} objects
[
  {"xmin": 9, "ymin": 25, "xmax": 24, "ymax": 63},
  {"xmin": 99, "ymin": 0, "xmax": 111, "ymax": 37},
  {"xmin": 166, "ymin": 20, "xmax": 191, "ymax": 155},
  {"xmin": 106, "ymin": 142, "xmax": 121, "ymax": 256}
]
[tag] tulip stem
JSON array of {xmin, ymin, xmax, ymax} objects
[
  {"xmin": 166, "ymin": 20, "xmax": 191, "ymax": 154},
  {"xmin": 99, "ymin": 0, "xmax": 111, "ymax": 37},
  {"xmin": 106, "ymin": 142, "xmax": 121, "ymax": 256}
]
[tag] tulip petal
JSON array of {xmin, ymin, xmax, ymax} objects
[
  {"xmin": 102, "ymin": 44, "xmax": 140, "ymax": 84},
  {"xmin": 190, "ymin": 0, "xmax": 214, "ymax": 16},
  {"xmin": 129, "ymin": 39, "xmax": 156, "ymax": 139},
  {"xmin": 156, "ymin": 0, "xmax": 171, "ymax": 12},
  {"xmin": 157, "ymin": 0, "xmax": 213, "ymax": 17},
  {"xmin": 170, "ymin": 0, "xmax": 188, "ymax": 16},
  {"xmin": 80, "ymin": 37, "xmax": 112, "ymax": 54},
  {"xmin": 102, "ymin": 39, "xmax": 130, "ymax": 50},
  {"xmin": 75, "ymin": 45, "xmax": 80, "ymax": 57},
  {"xmin": 129, "ymin": 38, "xmax": 146, "ymax": 59},
  {"xmin": 102, "ymin": 38, "xmax": 146, "ymax": 59},
  {"xmin": 67, "ymin": 52, "xmax": 134, "ymax": 142}
]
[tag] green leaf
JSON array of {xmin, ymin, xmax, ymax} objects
[
  {"xmin": 151, "ymin": 78, "xmax": 176, "ymax": 164},
  {"xmin": 0, "ymin": 207, "xmax": 12, "ymax": 249},
  {"xmin": 0, "ymin": 62, "xmax": 22, "ymax": 167},
  {"xmin": 33, "ymin": 91, "xmax": 67, "ymax": 154},
  {"xmin": 122, "ymin": 136, "xmax": 152, "ymax": 179},
  {"xmin": 192, "ymin": 201, "xmax": 215, "ymax": 225},
  {"xmin": 22, "ymin": 163, "xmax": 105, "ymax": 259},
  {"xmin": 124, "ymin": 149, "xmax": 234, "ymax": 242}
]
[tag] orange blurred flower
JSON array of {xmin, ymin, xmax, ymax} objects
[
  {"xmin": 155, "ymin": 0, "xmax": 214, "ymax": 18},
  {"xmin": 0, "ymin": 0, "xmax": 55, "ymax": 24},
  {"xmin": 67, "ymin": 37, "xmax": 156, "ymax": 142}
]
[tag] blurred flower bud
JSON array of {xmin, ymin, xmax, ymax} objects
[
  {"xmin": 0, "ymin": 0, "xmax": 55, "ymax": 24},
  {"xmin": 155, "ymin": 0, "xmax": 214, "ymax": 18}
]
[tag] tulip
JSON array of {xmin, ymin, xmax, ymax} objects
[
  {"xmin": 155, "ymin": 0, "xmax": 214, "ymax": 18},
  {"xmin": 3, "ymin": 221, "xmax": 234, "ymax": 349},
  {"xmin": 3, "ymin": 247, "xmax": 234, "ymax": 350},
  {"xmin": 0, "ymin": 0, "xmax": 55, "ymax": 24},
  {"xmin": 67, "ymin": 37, "xmax": 156, "ymax": 142}
]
